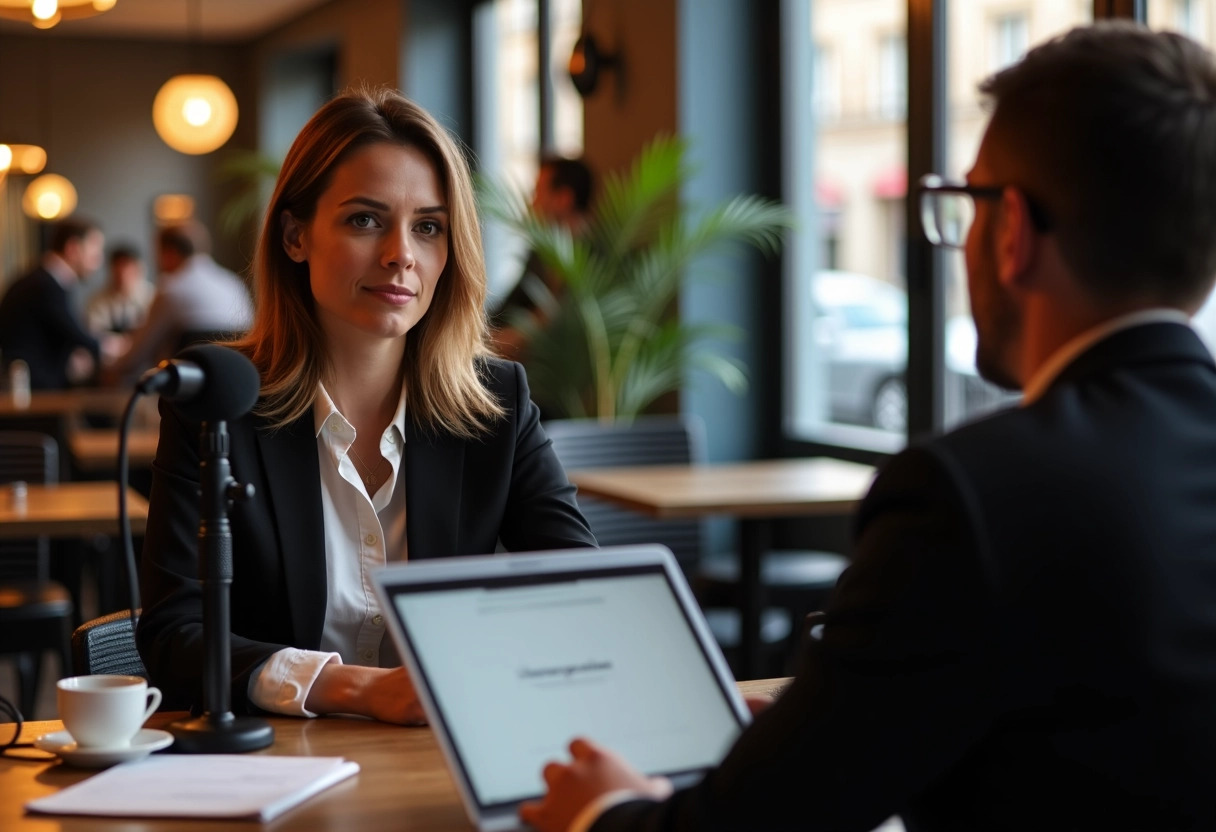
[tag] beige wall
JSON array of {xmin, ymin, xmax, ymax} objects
[{"xmin": 580, "ymin": 0, "xmax": 678, "ymax": 179}]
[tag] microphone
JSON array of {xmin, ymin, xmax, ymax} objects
[{"xmin": 135, "ymin": 344, "xmax": 260, "ymax": 422}]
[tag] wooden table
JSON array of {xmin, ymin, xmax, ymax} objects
[
  {"xmin": 0, "ymin": 390, "xmax": 130, "ymax": 421},
  {"xmin": 0, "ymin": 483, "xmax": 149, "ymax": 539},
  {"xmin": 67, "ymin": 429, "xmax": 159, "ymax": 474},
  {"xmin": 0, "ymin": 679, "xmax": 790, "ymax": 831},
  {"xmin": 570, "ymin": 458, "xmax": 875, "ymax": 678}
]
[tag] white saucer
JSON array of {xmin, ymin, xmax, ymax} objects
[{"xmin": 34, "ymin": 728, "xmax": 174, "ymax": 768}]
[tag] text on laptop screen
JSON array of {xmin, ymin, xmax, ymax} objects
[{"xmin": 390, "ymin": 565, "xmax": 742, "ymax": 808}]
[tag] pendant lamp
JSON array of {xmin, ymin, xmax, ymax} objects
[
  {"xmin": 19, "ymin": 51, "xmax": 76, "ymax": 220},
  {"xmin": 152, "ymin": 0, "xmax": 238, "ymax": 155},
  {"xmin": 0, "ymin": 0, "xmax": 117, "ymax": 29}
]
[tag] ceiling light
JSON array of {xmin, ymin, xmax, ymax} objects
[
  {"xmin": 153, "ymin": 74, "xmax": 239, "ymax": 155},
  {"xmin": 0, "ymin": 0, "xmax": 117, "ymax": 29},
  {"xmin": 23, "ymin": 173, "xmax": 78, "ymax": 220}
]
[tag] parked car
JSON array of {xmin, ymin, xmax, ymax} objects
[{"xmin": 811, "ymin": 270, "xmax": 1003, "ymax": 432}]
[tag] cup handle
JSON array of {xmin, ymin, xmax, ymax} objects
[{"xmin": 143, "ymin": 686, "xmax": 162, "ymax": 723}]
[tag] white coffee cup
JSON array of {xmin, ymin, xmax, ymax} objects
[{"xmin": 57, "ymin": 675, "xmax": 162, "ymax": 749}]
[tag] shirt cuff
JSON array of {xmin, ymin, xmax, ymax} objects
[
  {"xmin": 248, "ymin": 648, "xmax": 341, "ymax": 717},
  {"xmin": 567, "ymin": 789, "xmax": 655, "ymax": 832}
]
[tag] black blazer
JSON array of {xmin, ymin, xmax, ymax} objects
[
  {"xmin": 0, "ymin": 265, "xmax": 99, "ymax": 389},
  {"xmin": 596, "ymin": 322, "xmax": 1216, "ymax": 831},
  {"xmin": 137, "ymin": 358, "xmax": 596, "ymax": 712}
]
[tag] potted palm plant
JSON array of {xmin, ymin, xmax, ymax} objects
[{"xmin": 478, "ymin": 135, "xmax": 793, "ymax": 422}]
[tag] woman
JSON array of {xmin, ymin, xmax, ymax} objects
[{"xmin": 137, "ymin": 88, "xmax": 596, "ymax": 723}]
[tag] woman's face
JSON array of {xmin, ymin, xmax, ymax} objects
[{"xmin": 283, "ymin": 141, "xmax": 449, "ymax": 349}]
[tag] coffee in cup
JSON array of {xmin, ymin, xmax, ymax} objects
[{"xmin": 57, "ymin": 675, "xmax": 162, "ymax": 749}]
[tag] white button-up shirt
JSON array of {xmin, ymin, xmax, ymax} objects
[{"xmin": 247, "ymin": 382, "xmax": 408, "ymax": 716}]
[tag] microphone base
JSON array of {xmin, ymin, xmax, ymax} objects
[{"xmin": 167, "ymin": 712, "xmax": 275, "ymax": 754}]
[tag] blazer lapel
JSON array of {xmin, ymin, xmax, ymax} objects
[
  {"xmin": 255, "ymin": 412, "xmax": 327, "ymax": 649},
  {"xmin": 404, "ymin": 421, "xmax": 465, "ymax": 559}
]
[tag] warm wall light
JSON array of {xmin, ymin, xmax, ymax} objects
[
  {"xmin": 0, "ymin": 0, "xmax": 117, "ymax": 29},
  {"xmin": 22, "ymin": 173, "xmax": 77, "ymax": 220},
  {"xmin": 153, "ymin": 193, "xmax": 195, "ymax": 223},
  {"xmin": 152, "ymin": 73, "xmax": 238, "ymax": 155},
  {"xmin": 7, "ymin": 144, "xmax": 47, "ymax": 174}
]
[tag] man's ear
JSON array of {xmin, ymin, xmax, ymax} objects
[
  {"xmin": 994, "ymin": 187, "xmax": 1037, "ymax": 288},
  {"xmin": 281, "ymin": 211, "xmax": 308, "ymax": 263}
]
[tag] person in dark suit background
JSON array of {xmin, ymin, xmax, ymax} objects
[
  {"xmin": 523, "ymin": 22, "xmax": 1216, "ymax": 832},
  {"xmin": 0, "ymin": 218, "xmax": 105, "ymax": 389},
  {"xmin": 488, "ymin": 154, "xmax": 594, "ymax": 363},
  {"xmin": 137, "ymin": 88, "xmax": 596, "ymax": 725}
]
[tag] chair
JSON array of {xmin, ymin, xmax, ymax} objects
[
  {"xmin": 543, "ymin": 416, "xmax": 848, "ymax": 674},
  {"xmin": 71, "ymin": 609, "xmax": 148, "ymax": 679},
  {"xmin": 0, "ymin": 431, "xmax": 73, "ymax": 718}
]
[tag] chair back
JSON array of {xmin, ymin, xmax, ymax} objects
[
  {"xmin": 543, "ymin": 416, "xmax": 706, "ymax": 572},
  {"xmin": 0, "ymin": 431, "xmax": 57, "ymax": 582},
  {"xmin": 71, "ymin": 609, "xmax": 148, "ymax": 679}
]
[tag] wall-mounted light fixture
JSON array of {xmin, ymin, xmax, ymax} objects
[
  {"xmin": 0, "ymin": 0, "xmax": 117, "ymax": 30},
  {"xmin": 569, "ymin": 32, "xmax": 620, "ymax": 98}
]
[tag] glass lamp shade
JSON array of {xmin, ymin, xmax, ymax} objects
[
  {"xmin": 22, "ymin": 173, "xmax": 78, "ymax": 220},
  {"xmin": 0, "ymin": 0, "xmax": 117, "ymax": 28},
  {"xmin": 152, "ymin": 74, "xmax": 239, "ymax": 155},
  {"xmin": 1, "ymin": 144, "xmax": 48, "ymax": 174}
]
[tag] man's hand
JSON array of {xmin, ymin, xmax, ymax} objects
[
  {"xmin": 519, "ymin": 738, "xmax": 672, "ymax": 832},
  {"xmin": 305, "ymin": 665, "xmax": 427, "ymax": 725}
]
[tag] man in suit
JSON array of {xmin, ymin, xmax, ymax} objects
[
  {"xmin": 0, "ymin": 218, "xmax": 105, "ymax": 389},
  {"xmin": 522, "ymin": 22, "xmax": 1216, "ymax": 832}
]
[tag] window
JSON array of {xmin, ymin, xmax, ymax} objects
[
  {"xmin": 990, "ymin": 12, "xmax": 1029, "ymax": 71},
  {"xmin": 812, "ymin": 44, "xmax": 840, "ymax": 122},
  {"xmin": 877, "ymin": 34, "xmax": 907, "ymax": 120},
  {"xmin": 474, "ymin": 0, "xmax": 583, "ymax": 301},
  {"xmin": 784, "ymin": 0, "xmax": 909, "ymax": 450}
]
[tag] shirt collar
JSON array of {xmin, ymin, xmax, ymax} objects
[
  {"xmin": 312, "ymin": 380, "xmax": 408, "ymax": 446},
  {"xmin": 42, "ymin": 252, "xmax": 76, "ymax": 288},
  {"xmin": 1021, "ymin": 308, "xmax": 1193, "ymax": 405}
]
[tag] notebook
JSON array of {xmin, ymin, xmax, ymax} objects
[{"xmin": 373, "ymin": 544, "xmax": 750, "ymax": 832}]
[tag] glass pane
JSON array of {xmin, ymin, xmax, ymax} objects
[
  {"xmin": 785, "ymin": 0, "xmax": 910, "ymax": 451},
  {"xmin": 942, "ymin": 0, "xmax": 1092, "ymax": 430},
  {"xmin": 1147, "ymin": 0, "xmax": 1216, "ymax": 354},
  {"xmin": 475, "ymin": 0, "xmax": 583, "ymax": 304}
]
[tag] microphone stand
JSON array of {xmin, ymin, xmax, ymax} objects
[{"xmin": 168, "ymin": 420, "xmax": 274, "ymax": 752}]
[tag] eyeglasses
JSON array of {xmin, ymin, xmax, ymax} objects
[{"xmin": 917, "ymin": 174, "xmax": 1052, "ymax": 249}]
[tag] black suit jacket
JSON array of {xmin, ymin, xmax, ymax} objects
[
  {"xmin": 0, "ymin": 265, "xmax": 99, "ymax": 389},
  {"xmin": 136, "ymin": 358, "xmax": 596, "ymax": 712},
  {"xmin": 596, "ymin": 322, "xmax": 1216, "ymax": 831}
]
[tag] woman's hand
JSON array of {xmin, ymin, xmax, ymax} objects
[{"xmin": 305, "ymin": 664, "xmax": 427, "ymax": 725}]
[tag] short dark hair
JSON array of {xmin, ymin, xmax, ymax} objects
[
  {"xmin": 108, "ymin": 244, "xmax": 141, "ymax": 266},
  {"xmin": 49, "ymin": 218, "xmax": 100, "ymax": 255},
  {"xmin": 157, "ymin": 221, "xmax": 211, "ymax": 258},
  {"xmin": 541, "ymin": 155, "xmax": 594, "ymax": 212},
  {"xmin": 980, "ymin": 21, "xmax": 1216, "ymax": 307}
]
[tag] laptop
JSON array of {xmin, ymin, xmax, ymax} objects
[{"xmin": 372, "ymin": 545, "xmax": 751, "ymax": 832}]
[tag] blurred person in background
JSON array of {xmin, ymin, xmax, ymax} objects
[
  {"xmin": 0, "ymin": 218, "xmax": 107, "ymax": 389},
  {"xmin": 488, "ymin": 155, "xmax": 594, "ymax": 362},
  {"xmin": 86, "ymin": 244, "xmax": 154, "ymax": 337},
  {"xmin": 107, "ymin": 220, "xmax": 253, "ymax": 384}
]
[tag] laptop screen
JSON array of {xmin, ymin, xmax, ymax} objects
[{"xmin": 381, "ymin": 557, "xmax": 746, "ymax": 812}]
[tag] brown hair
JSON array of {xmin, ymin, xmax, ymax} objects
[
  {"xmin": 980, "ymin": 21, "xmax": 1216, "ymax": 308},
  {"xmin": 233, "ymin": 86, "xmax": 502, "ymax": 435}
]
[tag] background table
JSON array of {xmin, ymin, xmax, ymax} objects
[
  {"xmin": 0, "ymin": 679, "xmax": 789, "ymax": 831},
  {"xmin": 67, "ymin": 429, "xmax": 159, "ymax": 475},
  {"xmin": 569, "ymin": 458, "xmax": 875, "ymax": 678},
  {"xmin": 0, "ymin": 483, "xmax": 149, "ymax": 539}
]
